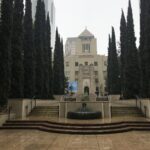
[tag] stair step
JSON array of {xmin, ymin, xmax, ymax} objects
[
  {"xmin": 0, "ymin": 126, "xmax": 131, "ymax": 134},
  {"xmin": 31, "ymin": 110, "xmax": 59, "ymax": 112},
  {"xmin": 30, "ymin": 106, "xmax": 59, "ymax": 117},
  {"xmin": 111, "ymin": 107, "xmax": 143, "ymax": 117},
  {"xmin": 112, "ymin": 112, "xmax": 142, "ymax": 114},
  {"xmin": 35, "ymin": 107, "xmax": 59, "ymax": 108},
  {"xmin": 32, "ymin": 109, "xmax": 59, "ymax": 110},
  {"xmin": 3, "ymin": 123, "xmax": 150, "ymax": 130},
  {"xmin": 1, "ymin": 120, "xmax": 150, "ymax": 134},
  {"xmin": 1, "ymin": 126, "xmax": 149, "ymax": 134}
]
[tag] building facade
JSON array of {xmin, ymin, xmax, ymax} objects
[
  {"xmin": 31, "ymin": 0, "xmax": 56, "ymax": 49},
  {"xmin": 65, "ymin": 29, "xmax": 107, "ymax": 96}
]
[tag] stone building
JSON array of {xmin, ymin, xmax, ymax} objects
[{"xmin": 65, "ymin": 29, "xmax": 107, "ymax": 96}]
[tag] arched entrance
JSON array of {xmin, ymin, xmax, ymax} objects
[{"xmin": 84, "ymin": 86, "xmax": 89, "ymax": 95}]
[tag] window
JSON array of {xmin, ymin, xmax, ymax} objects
[
  {"xmin": 103, "ymin": 71, "xmax": 107, "ymax": 80},
  {"xmin": 96, "ymin": 87, "xmax": 99, "ymax": 92},
  {"xmin": 94, "ymin": 61, "xmax": 98, "ymax": 66},
  {"xmin": 104, "ymin": 61, "xmax": 107, "ymax": 66},
  {"xmin": 85, "ymin": 62, "xmax": 88, "ymax": 66},
  {"xmin": 95, "ymin": 71, "xmax": 98, "ymax": 76},
  {"xmin": 75, "ymin": 78, "xmax": 78, "ymax": 82},
  {"xmin": 65, "ymin": 71, "xmax": 70, "ymax": 76},
  {"xmin": 75, "ymin": 62, "xmax": 78, "ymax": 66},
  {"xmin": 66, "ymin": 62, "xmax": 69, "ymax": 67},
  {"xmin": 95, "ymin": 79, "xmax": 99, "ymax": 83},
  {"xmin": 75, "ymin": 71, "xmax": 78, "ymax": 76},
  {"xmin": 82, "ymin": 44, "xmax": 90, "ymax": 53}
]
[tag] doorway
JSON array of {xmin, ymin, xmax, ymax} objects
[{"xmin": 84, "ymin": 86, "xmax": 89, "ymax": 95}]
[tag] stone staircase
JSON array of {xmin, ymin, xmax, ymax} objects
[
  {"xmin": 1, "ymin": 120, "xmax": 150, "ymax": 134},
  {"xmin": 111, "ymin": 107, "xmax": 143, "ymax": 117},
  {"xmin": 30, "ymin": 106, "xmax": 59, "ymax": 117}
]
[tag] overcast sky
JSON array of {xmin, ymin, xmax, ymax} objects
[{"xmin": 54, "ymin": 0, "xmax": 140, "ymax": 55}]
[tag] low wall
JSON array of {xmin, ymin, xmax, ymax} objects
[
  {"xmin": 0, "ymin": 113, "xmax": 15, "ymax": 126},
  {"xmin": 110, "ymin": 99, "xmax": 137, "ymax": 107},
  {"xmin": 137, "ymin": 99, "xmax": 150, "ymax": 118},
  {"xmin": 8, "ymin": 99, "xmax": 36, "ymax": 119},
  {"xmin": 36, "ymin": 100, "xmax": 59, "ymax": 106},
  {"xmin": 54, "ymin": 95, "xmax": 64, "ymax": 101},
  {"xmin": 108, "ymin": 95, "xmax": 120, "ymax": 102},
  {"xmin": 110, "ymin": 98, "xmax": 150, "ymax": 118},
  {"xmin": 59, "ymin": 101, "xmax": 110, "ymax": 119}
]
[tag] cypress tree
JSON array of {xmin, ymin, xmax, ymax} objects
[
  {"xmin": 34, "ymin": 0, "xmax": 44, "ymax": 98},
  {"xmin": 111, "ymin": 27, "xmax": 120, "ymax": 94},
  {"xmin": 53, "ymin": 31, "xmax": 65, "ymax": 95},
  {"xmin": 120, "ymin": 10, "xmax": 127, "ymax": 97},
  {"xmin": 107, "ymin": 35, "xmax": 112, "ymax": 94},
  {"xmin": 107, "ymin": 28, "xmax": 120, "ymax": 95},
  {"xmin": 53, "ymin": 29, "xmax": 61, "ymax": 95},
  {"xmin": 124, "ymin": 0, "xmax": 140, "ymax": 99},
  {"xmin": 59, "ymin": 39, "xmax": 65, "ymax": 94},
  {"xmin": 23, "ymin": 0, "xmax": 35, "ymax": 98},
  {"xmin": 142, "ymin": 0, "xmax": 150, "ymax": 97},
  {"xmin": 53, "ymin": 29, "xmax": 60, "ymax": 95},
  {"xmin": 0, "ymin": 0, "xmax": 13, "ymax": 106},
  {"xmin": 10, "ymin": 0, "xmax": 24, "ymax": 98},
  {"xmin": 46, "ymin": 14, "xmax": 53, "ymax": 98},
  {"xmin": 139, "ymin": 0, "xmax": 149, "ymax": 97},
  {"xmin": 41, "ymin": 1, "xmax": 49, "ymax": 99}
]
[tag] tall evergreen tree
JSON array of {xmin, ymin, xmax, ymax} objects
[
  {"xmin": 23, "ymin": 0, "xmax": 35, "ymax": 98},
  {"xmin": 124, "ymin": 0, "xmax": 140, "ymax": 99},
  {"xmin": 107, "ymin": 35, "xmax": 112, "ymax": 94},
  {"xmin": 59, "ymin": 39, "xmax": 65, "ymax": 94},
  {"xmin": 0, "ymin": 0, "xmax": 13, "ymax": 105},
  {"xmin": 34, "ymin": 0, "xmax": 44, "ymax": 98},
  {"xmin": 139, "ymin": 0, "xmax": 149, "ymax": 97},
  {"xmin": 120, "ymin": 10, "xmax": 127, "ymax": 96},
  {"xmin": 41, "ymin": 1, "xmax": 49, "ymax": 99},
  {"xmin": 142, "ymin": 0, "xmax": 150, "ymax": 97},
  {"xmin": 53, "ymin": 30, "xmax": 65, "ymax": 95},
  {"xmin": 46, "ymin": 14, "xmax": 53, "ymax": 98},
  {"xmin": 111, "ymin": 27, "xmax": 120, "ymax": 94},
  {"xmin": 10, "ymin": 0, "xmax": 24, "ymax": 98},
  {"xmin": 107, "ymin": 28, "xmax": 120, "ymax": 95},
  {"xmin": 53, "ymin": 29, "xmax": 60, "ymax": 95}
]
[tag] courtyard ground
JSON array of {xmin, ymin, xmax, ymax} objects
[{"xmin": 0, "ymin": 130, "xmax": 150, "ymax": 150}]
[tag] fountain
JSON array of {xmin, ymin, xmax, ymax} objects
[{"xmin": 67, "ymin": 103, "xmax": 101, "ymax": 120}]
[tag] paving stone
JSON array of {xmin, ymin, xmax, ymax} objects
[{"xmin": 0, "ymin": 130, "xmax": 150, "ymax": 150}]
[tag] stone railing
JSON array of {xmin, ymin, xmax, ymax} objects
[
  {"xmin": 136, "ymin": 98, "xmax": 150, "ymax": 118},
  {"xmin": 96, "ymin": 96, "xmax": 108, "ymax": 101}
]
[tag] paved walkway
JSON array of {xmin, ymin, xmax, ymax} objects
[
  {"xmin": 0, "ymin": 130, "xmax": 150, "ymax": 150},
  {"xmin": 1, "ymin": 117, "xmax": 150, "ymax": 149}
]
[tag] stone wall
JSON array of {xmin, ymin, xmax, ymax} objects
[
  {"xmin": 54, "ymin": 95, "xmax": 64, "ymax": 101},
  {"xmin": 110, "ymin": 99, "xmax": 137, "ymax": 107},
  {"xmin": 36, "ymin": 99, "xmax": 59, "ymax": 106},
  {"xmin": 59, "ymin": 101, "xmax": 110, "ymax": 118},
  {"xmin": 8, "ymin": 99, "xmax": 36, "ymax": 119},
  {"xmin": 0, "ymin": 113, "xmax": 15, "ymax": 126},
  {"xmin": 108, "ymin": 95, "xmax": 121, "ymax": 102},
  {"xmin": 137, "ymin": 99, "xmax": 150, "ymax": 118},
  {"xmin": 110, "ymin": 98, "xmax": 150, "ymax": 118}
]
